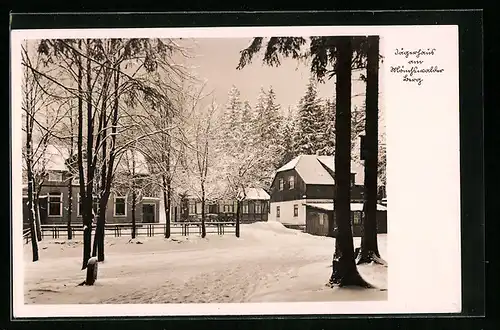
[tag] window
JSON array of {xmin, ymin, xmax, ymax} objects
[
  {"xmin": 255, "ymin": 201, "xmax": 262, "ymax": 214},
  {"xmin": 209, "ymin": 204, "xmax": 217, "ymax": 214},
  {"xmin": 48, "ymin": 193, "xmax": 62, "ymax": 216},
  {"xmin": 319, "ymin": 213, "xmax": 325, "ymax": 225},
  {"xmin": 353, "ymin": 211, "xmax": 362, "ymax": 225},
  {"xmin": 279, "ymin": 178, "xmax": 284, "ymax": 191},
  {"xmin": 276, "ymin": 206, "xmax": 280, "ymax": 218},
  {"xmin": 293, "ymin": 204, "xmax": 298, "ymax": 217},
  {"xmin": 114, "ymin": 196, "xmax": 127, "ymax": 217},
  {"xmin": 223, "ymin": 201, "xmax": 234, "ymax": 213},
  {"xmin": 242, "ymin": 202, "xmax": 249, "ymax": 214},
  {"xmin": 188, "ymin": 201, "xmax": 196, "ymax": 214},
  {"xmin": 289, "ymin": 176, "xmax": 295, "ymax": 189},
  {"xmin": 196, "ymin": 202, "xmax": 202, "ymax": 214},
  {"xmin": 48, "ymin": 172, "xmax": 63, "ymax": 182},
  {"xmin": 77, "ymin": 194, "xmax": 99, "ymax": 216}
]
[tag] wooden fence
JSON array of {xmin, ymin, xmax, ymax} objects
[{"xmin": 23, "ymin": 222, "xmax": 237, "ymax": 243}]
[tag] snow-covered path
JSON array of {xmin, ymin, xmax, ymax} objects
[{"xmin": 23, "ymin": 222, "xmax": 388, "ymax": 304}]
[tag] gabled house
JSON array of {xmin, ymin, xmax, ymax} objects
[
  {"xmin": 268, "ymin": 154, "xmax": 387, "ymax": 236},
  {"xmin": 22, "ymin": 145, "xmax": 161, "ymax": 226}
]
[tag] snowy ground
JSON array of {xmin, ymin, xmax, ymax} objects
[{"xmin": 23, "ymin": 222, "xmax": 388, "ymax": 304}]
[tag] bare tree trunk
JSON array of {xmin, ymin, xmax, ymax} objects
[
  {"xmin": 132, "ymin": 190, "xmax": 137, "ymax": 239},
  {"xmin": 162, "ymin": 175, "xmax": 170, "ymax": 238},
  {"xmin": 81, "ymin": 40, "xmax": 94, "ymax": 270},
  {"xmin": 357, "ymin": 36, "xmax": 385, "ymax": 266},
  {"xmin": 94, "ymin": 59, "xmax": 118, "ymax": 262},
  {"xmin": 167, "ymin": 180, "xmax": 171, "ymax": 228},
  {"xmin": 328, "ymin": 37, "xmax": 372, "ymax": 288},
  {"xmin": 235, "ymin": 199, "xmax": 241, "ymax": 238},
  {"xmin": 162, "ymin": 106, "xmax": 172, "ymax": 238},
  {"xmin": 67, "ymin": 177, "xmax": 73, "ymax": 240},
  {"xmin": 26, "ymin": 112, "xmax": 39, "ymax": 262},
  {"xmin": 201, "ymin": 186, "xmax": 206, "ymax": 238},
  {"xmin": 67, "ymin": 104, "xmax": 75, "ymax": 240}
]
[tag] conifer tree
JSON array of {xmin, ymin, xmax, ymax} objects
[
  {"xmin": 222, "ymin": 85, "xmax": 243, "ymax": 147},
  {"xmin": 278, "ymin": 107, "xmax": 297, "ymax": 167},
  {"xmin": 295, "ymin": 77, "xmax": 325, "ymax": 155},
  {"xmin": 318, "ymin": 98, "xmax": 336, "ymax": 156}
]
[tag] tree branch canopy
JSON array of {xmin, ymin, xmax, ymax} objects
[{"xmin": 237, "ymin": 36, "xmax": 380, "ymax": 82}]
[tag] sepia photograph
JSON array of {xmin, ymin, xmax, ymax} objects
[{"xmin": 11, "ymin": 24, "xmax": 462, "ymax": 317}]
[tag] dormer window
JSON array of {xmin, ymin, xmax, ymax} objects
[
  {"xmin": 288, "ymin": 176, "xmax": 295, "ymax": 189},
  {"xmin": 279, "ymin": 178, "xmax": 284, "ymax": 191}
]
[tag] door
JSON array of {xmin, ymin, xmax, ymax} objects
[{"xmin": 142, "ymin": 204, "xmax": 155, "ymax": 223}]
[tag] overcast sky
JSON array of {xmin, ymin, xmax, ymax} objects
[{"xmin": 177, "ymin": 38, "xmax": 368, "ymax": 115}]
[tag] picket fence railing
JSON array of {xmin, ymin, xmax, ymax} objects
[{"xmin": 23, "ymin": 222, "xmax": 238, "ymax": 243}]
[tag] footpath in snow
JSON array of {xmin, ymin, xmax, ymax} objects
[{"xmin": 23, "ymin": 222, "xmax": 388, "ymax": 304}]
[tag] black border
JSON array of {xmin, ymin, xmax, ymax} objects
[{"xmin": 6, "ymin": 10, "xmax": 485, "ymax": 330}]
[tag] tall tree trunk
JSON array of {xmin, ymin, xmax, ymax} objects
[
  {"xmin": 82, "ymin": 40, "xmax": 94, "ymax": 270},
  {"xmin": 67, "ymin": 104, "xmax": 75, "ymax": 240},
  {"xmin": 167, "ymin": 179, "xmax": 171, "ymax": 231},
  {"xmin": 328, "ymin": 37, "xmax": 372, "ymax": 288},
  {"xmin": 163, "ymin": 106, "xmax": 172, "ymax": 238},
  {"xmin": 162, "ymin": 174, "xmax": 170, "ymax": 238},
  {"xmin": 235, "ymin": 199, "xmax": 241, "ymax": 238},
  {"xmin": 201, "ymin": 187, "xmax": 206, "ymax": 238},
  {"xmin": 93, "ymin": 59, "xmax": 116, "ymax": 262},
  {"xmin": 131, "ymin": 147, "xmax": 137, "ymax": 239},
  {"xmin": 357, "ymin": 36, "xmax": 385, "ymax": 265},
  {"xmin": 26, "ymin": 113, "xmax": 39, "ymax": 262},
  {"xmin": 96, "ymin": 61, "xmax": 121, "ymax": 262},
  {"xmin": 67, "ymin": 176, "xmax": 73, "ymax": 240},
  {"xmin": 131, "ymin": 190, "xmax": 137, "ymax": 239}
]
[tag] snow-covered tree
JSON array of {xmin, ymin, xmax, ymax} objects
[
  {"xmin": 251, "ymin": 86, "xmax": 283, "ymax": 183},
  {"xmin": 318, "ymin": 98, "xmax": 336, "ymax": 156},
  {"xmin": 294, "ymin": 77, "xmax": 326, "ymax": 155},
  {"xmin": 277, "ymin": 106, "xmax": 298, "ymax": 167},
  {"xmin": 22, "ymin": 41, "xmax": 71, "ymax": 261},
  {"xmin": 183, "ymin": 100, "xmax": 224, "ymax": 238},
  {"xmin": 31, "ymin": 37, "xmax": 193, "ymax": 269}
]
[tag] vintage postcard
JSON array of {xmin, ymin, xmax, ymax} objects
[{"xmin": 10, "ymin": 24, "xmax": 461, "ymax": 317}]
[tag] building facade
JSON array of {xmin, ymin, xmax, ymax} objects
[
  {"xmin": 22, "ymin": 145, "xmax": 161, "ymax": 227},
  {"xmin": 268, "ymin": 155, "xmax": 387, "ymax": 236},
  {"xmin": 173, "ymin": 188, "xmax": 270, "ymax": 223}
]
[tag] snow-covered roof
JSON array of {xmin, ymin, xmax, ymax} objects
[
  {"xmin": 32, "ymin": 144, "xmax": 150, "ymax": 175},
  {"xmin": 239, "ymin": 188, "xmax": 270, "ymax": 200},
  {"xmin": 275, "ymin": 155, "xmax": 364, "ymax": 185},
  {"xmin": 304, "ymin": 202, "xmax": 387, "ymax": 211}
]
